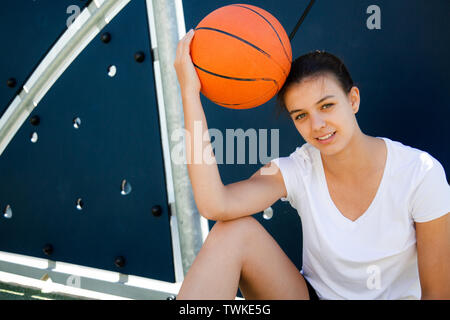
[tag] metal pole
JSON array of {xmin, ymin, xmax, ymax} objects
[{"xmin": 151, "ymin": 0, "xmax": 203, "ymax": 276}]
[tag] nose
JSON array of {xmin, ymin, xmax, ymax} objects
[{"xmin": 310, "ymin": 112, "xmax": 327, "ymax": 132}]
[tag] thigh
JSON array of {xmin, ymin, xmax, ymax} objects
[{"xmin": 235, "ymin": 216, "xmax": 310, "ymax": 300}]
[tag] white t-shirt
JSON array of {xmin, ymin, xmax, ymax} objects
[{"xmin": 271, "ymin": 137, "xmax": 450, "ymax": 300}]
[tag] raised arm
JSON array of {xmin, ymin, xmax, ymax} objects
[
  {"xmin": 220, "ymin": 162, "xmax": 287, "ymax": 220},
  {"xmin": 173, "ymin": 30, "xmax": 286, "ymax": 221}
]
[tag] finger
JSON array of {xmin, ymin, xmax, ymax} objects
[
  {"xmin": 175, "ymin": 33, "xmax": 188, "ymax": 61},
  {"xmin": 186, "ymin": 28, "xmax": 194, "ymax": 38},
  {"xmin": 180, "ymin": 29, "xmax": 193, "ymax": 46},
  {"xmin": 181, "ymin": 30, "xmax": 194, "ymax": 55},
  {"xmin": 175, "ymin": 38, "xmax": 184, "ymax": 61},
  {"xmin": 175, "ymin": 29, "xmax": 194, "ymax": 65},
  {"xmin": 185, "ymin": 29, "xmax": 194, "ymax": 43}
]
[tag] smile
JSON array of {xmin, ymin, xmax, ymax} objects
[{"xmin": 316, "ymin": 131, "xmax": 336, "ymax": 142}]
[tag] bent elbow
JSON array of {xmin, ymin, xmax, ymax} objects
[
  {"xmin": 193, "ymin": 188, "xmax": 227, "ymax": 221},
  {"xmin": 197, "ymin": 203, "xmax": 227, "ymax": 221}
]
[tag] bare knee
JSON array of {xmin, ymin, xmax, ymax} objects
[
  {"xmin": 210, "ymin": 216, "xmax": 259, "ymax": 238},
  {"xmin": 204, "ymin": 216, "xmax": 260, "ymax": 251}
]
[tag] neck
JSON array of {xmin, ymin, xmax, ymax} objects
[{"xmin": 320, "ymin": 130, "xmax": 381, "ymax": 182}]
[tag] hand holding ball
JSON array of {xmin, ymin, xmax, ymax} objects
[{"xmin": 190, "ymin": 4, "xmax": 292, "ymax": 109}]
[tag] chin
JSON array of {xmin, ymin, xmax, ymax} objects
[{"xmin": 313, "ymin": 139, "xmax": 343, "ymax": 156}]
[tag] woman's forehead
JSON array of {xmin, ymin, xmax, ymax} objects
[
  {"xmin": 294, "ymin": 75, "xmax": 340, "ymax": 93},
  {"xmin": 285, "ymin": 76, "xmax": 341, "ymax": 110}
]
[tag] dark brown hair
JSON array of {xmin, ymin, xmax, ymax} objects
[{"xmin": 277, "ymin": 50, "xmax": 354, "ymax": 115}]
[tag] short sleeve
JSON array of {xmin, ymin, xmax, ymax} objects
[
  {"xmin": 270, "ymin": 156, "xmax": 304, "ymax": 210},
  {"xmin": 410, "ymin": 154, "xmax": 450, "ymax": 223}
]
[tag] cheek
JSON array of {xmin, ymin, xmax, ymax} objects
[
  {"xmin": 327, "ymin": 105, "xmax": 353, "ymax": 128},
  {"xmin": 340, "ymin": 107, "xmax": 358, "ymax": 127},
  {"xmin": 294, "ymin": 122, "xmax": 310, "ymax": 140}
]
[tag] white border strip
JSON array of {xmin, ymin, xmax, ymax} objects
[
  {"xmin": 0, "ymin": 271, "xmax": 129, "ymax": 300},
  {"xmin": 0, "ymin": 251, "xmax": 181, "ymax": 300},
  {"xmin": 175, "ymin": 0, "xmax": 187, "ymax": 38}
]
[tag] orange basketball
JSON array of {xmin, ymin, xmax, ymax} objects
[{"xmin": 191, "ymin": 4, "xmax": 292, "ymax": 109}]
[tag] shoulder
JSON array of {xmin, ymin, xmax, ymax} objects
[
  {"xmin": 384, "ymin": 137, "xmax": 442, "ymax": 179},
  {"xmin": 270, "ymin": 143, "xmax": 317, "ymax": 206},
  {"xmin": 274, "ymin": 142, "xmax": 316, "ymax": 174},
  {"xmin": 385, "ymin": 138, "xmax": 445, "ymax": 184},
  {"xmin": 269, "ymin": 143, "xmax": 318, "ymax": 195}
]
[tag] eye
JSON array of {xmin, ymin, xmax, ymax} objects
[
  {"xmin": 295, "ymin": 113, "xmax": 306, "ymax": 120},
  {"xmin": 294, "ymin": 104, "xmax": 334, "ymax": 121}
]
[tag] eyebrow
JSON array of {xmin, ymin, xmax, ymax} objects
[{"xmin": 288, "ymin": 95, "xmax": 335, "ymax": 114}]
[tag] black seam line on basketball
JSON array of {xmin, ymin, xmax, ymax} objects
[
  {"xmin": 210, "ymin": 82, "xmax": 279, "ymax": 107},
  {"xmin": 225, "ymin": 4, "xmax": 289, "ymax": 76},
  {"xmin": 230, "ymin": 4, "xmax": 291, "ymax": 65},
  {"xmin": 193, "ymin": 63, "xmax": 278, "ymax": 84},
  {"xmin": 195, "ymin": 26, "xmax": 287, "ymax": 78},
  {"xmin": 194, "ymin": 27, "xmax": 271, "ymax": 59}
]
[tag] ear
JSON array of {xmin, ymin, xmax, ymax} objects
[{"xmin": 348, "ymin": 86, "xmax": 360, "ymax": 114}]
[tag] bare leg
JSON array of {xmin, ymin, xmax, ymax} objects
[{"xmin": 176, "ymin": 216, "xmax": 310, "ymax": 300}]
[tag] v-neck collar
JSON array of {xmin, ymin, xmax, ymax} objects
[{"xmin": 315, "ymin": 137, "xmax": 391, "ymax": 226}]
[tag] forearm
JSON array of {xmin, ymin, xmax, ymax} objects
[
  {"xmin": 421, "ymin": 289, "xmax": 450, "ymax": 300},
  {"xmin": 415, "ymin": 215, "xmax": 450, "ymax": 300},
  {"xmin": 182, "ymin": 92, "xmax": 226, "ymax": 219},
  {"xmin": 420, "ymin": 269, "xmax": 450, "ymax": 300}
]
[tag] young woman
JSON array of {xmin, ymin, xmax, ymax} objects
[{"xmin": 173, "ymin": 29, "xmax": 450, "ymax": 300}]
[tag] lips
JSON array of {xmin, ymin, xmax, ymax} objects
[{"xmin": 316, "ymin": 131, "xmax": 336, "ymax": 140}]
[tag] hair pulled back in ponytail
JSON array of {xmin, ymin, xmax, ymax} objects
[{"xmin": 277, "ymin": 51, "xmax": 354, "ymax": 114}]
